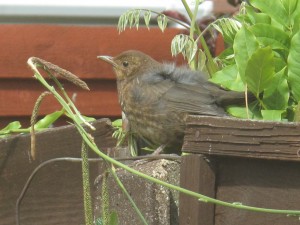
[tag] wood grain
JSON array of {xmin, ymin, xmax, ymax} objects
[
  {"xmin": 0, "ymin": 25, "xmax": 184, "ymax": 79},
  {"xmin": 0, "ymin": 25, "xmax": 185, "ymax": 128},
  {"xmin": 179, "ymin": 155, "xmax": 216, "ymax": 225},
  {"xmin": 183, "ymin": 116, "xmax": 300, "ymax": 161},
  {"xmin": 215, "ymin": 157, "xmax": 300, "ymax": 225},
  {"xmin": 0, "ymin": 119, "xmax": 116, "ymax": 225}
]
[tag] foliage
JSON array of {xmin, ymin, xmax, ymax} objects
[
  {"xmin": 10, "ymin": 1, "xmax": 300, "ymax": 225},
  {"xmin": 117, "ymin": 0, "xmax": 300, "ymax": 122},
  {"xmin": 211, "ymin": 0, "xmax": 300, "ymax": 121}
]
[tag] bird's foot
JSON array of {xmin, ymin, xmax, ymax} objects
[{"xmin": 131, "ymin": 144, "xmax": 169, "ymax": 167}]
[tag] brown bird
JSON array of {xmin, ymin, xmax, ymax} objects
[{"xmin": 98, "ymin": 50, "xmax": 248, "ymax": 154}]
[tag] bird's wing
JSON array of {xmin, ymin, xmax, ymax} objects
[{"xmin": 161, "ymin": 82, "xmax": 227, "ymax": 116}]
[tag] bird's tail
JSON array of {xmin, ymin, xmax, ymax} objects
[{"xmin": 217, "ymin": 91, "xmax": 256, "ymax": 106}]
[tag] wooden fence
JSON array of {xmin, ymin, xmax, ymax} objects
[{"xmin": 0, "ymin": 25, "xmax": 187, "ymax": 128}]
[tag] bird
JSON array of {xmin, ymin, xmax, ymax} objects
[{"xmin": 98, "ymin": 50, "xmax": 249, "ymax": 154}]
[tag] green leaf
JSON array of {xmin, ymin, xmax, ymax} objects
[
  {"xmin": 112, "ymin": 119, "xmax": 122, "ymax": 128},
  {"xmin": 212, "ymin": 18, "xmax": 241, "ymax": 44},
  {"xmin": 233, "ymin": 26, "xmax": 259, "ymax": 82},
  {"xmin": 117, "ymin": 9, "xmax": 141, "ymax": 32},
  {"xmin": 171, "ymin": 34, "xmax": 197, "ymax": 63},
  {"xmin": 157, "ymin": 14, "xmax": 168, "ymax": 32},
  {"xmin": 144, "ymin": 10, "xmax": 151, "ymax": 28},
  {"xmin": 216, "ymin": 47, "xmax": 235, "ymax": 66},
  {"xmin": 263, "ymin": 68, "xmax": 289, "ymax": 110},
  {"xmin": 226, "ymin": 106, "xmax": 253, "ymax": 119},
  {"xmin": 109, "ymin": 212, "xmax": 119, "ymax": 225},
  {"xmin": 34, "ymin": 110, "xmax": 64, "ymax": 129},
  {"xmin": 250, "ymin": 0, "xmax": 289, "ymax": 27},
  {"xmin": 249, "ymin": 24, "xmax": 290, "ymax": 51},
  {"xmin": 245, "ymin": 46, "xmax": 275, "ymax": 96},
  {"xmin": 287, "ymin": 30, "xmax": 300, "ymax": 102},
  {"xmin": 0, "ymin": 121, "xmax": 22, "ymax": 135},
  {"xmin": 80, "ymin": 115, "xmax": 96, "ymax": 122},
  {"xmin": 273, "ymin": 56, "xmax": 287, "ymax": 72},
  {"xmin": 245, "ymin": 5, "xmax": 271, "ymax": 25},
  {"xmin": 261, "ymin": 110, "xmax": 284, "ymax": 121},
  {"xmin": 210, "ymin": 65, "xmax": 245, "ymax": 92},
  {"xmin": 281, "ymin": 0, "xmax": 298, "ymax": 26},
  {"xmin": 197, "ymin": 49, "xmax": 207, "ymax": 71}
]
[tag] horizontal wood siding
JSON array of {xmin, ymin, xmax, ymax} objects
[{"xmin": 0, "ymin": 25, "xmax": 184, "ymax": 128}]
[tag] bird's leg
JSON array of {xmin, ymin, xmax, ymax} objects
[
  {"xmin": 151, "ymin": 144, "xmax": 167, "ymax": 155},
  {"xmin": 130, "ymin": 144, "xmax": 171, "ymax": 167}
]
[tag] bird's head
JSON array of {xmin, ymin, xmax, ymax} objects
[{"xmin": 98, "ymin": 50, "xmax": 159, "ymax": 81}]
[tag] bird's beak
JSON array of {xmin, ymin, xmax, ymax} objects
[{"xmin": 97, "ymin": 55, "xmax": 118, "ymax": 68}]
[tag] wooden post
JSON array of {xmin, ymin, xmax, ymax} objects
[{"xmin": 179, "ymin": 154, "xmax": 216, "ymax": 225}]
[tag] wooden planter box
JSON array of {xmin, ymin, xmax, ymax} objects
[
  {"xmin": 179, "ymin": 116, "xmax": 300, "ymax": 225},
  {"xmin": 2, "ymin": 116, "xmax": 300, "ymax": 225},
  {"xmin": 0, "ymin": 119, "xmax": 116, "ymax": 225}
]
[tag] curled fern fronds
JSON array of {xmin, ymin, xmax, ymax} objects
[
  {"xmin": 118, "ymin": 9, "xmax": 145, "ymax": 32},
  {"xmin": 171, "ymin": 34, "xmax": 198, "ymax": 64},
  {"xmin": 211, "ymin": 18, "xmax": 242, "ymax": 44},
  {"xmin": 157, "ymin": 14, "xmax": 168, "ymax": 32},
  {"xmin": 118, "ymin": 9, "xmax": 190, "ymax": 33}
]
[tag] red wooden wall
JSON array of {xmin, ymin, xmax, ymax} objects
[{"xmin": 0, "ymin": 25, "xmax": 186, "ymax": 128}]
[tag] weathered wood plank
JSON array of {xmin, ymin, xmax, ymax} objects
[
  {"xmin": 0, "ymin": 119, "xmax": 116, "ymax": 225},
  {"xmin": 0, "ymin": 25, "xmax": 183, "ymax": 79},
  {"xmin": 179, "ymin": 155, "xmax": 216, "ymax": 225},
  {"xmin": 215, "ymin": 157, "xmax": 300, "ymax": 225},
  {"xmin": 0, "ymin": 79, "xmax": 120, "ymax": 117},
  {"xmin": 183, "ymin": 116, "xmax": 300, "ymax": 161}
]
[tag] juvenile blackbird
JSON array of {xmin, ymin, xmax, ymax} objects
[{"xmin": 98, "ymin": 50, "xmax": 248, "ymax": 153}]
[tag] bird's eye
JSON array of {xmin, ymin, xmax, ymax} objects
[{"xmin": 122, "ymin": 61, "xmax": 129, "ymax": 67}]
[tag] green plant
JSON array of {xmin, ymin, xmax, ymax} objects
[
  {"xmin": 211, "ymin": 0, "xmax": 300, "ymax": 121},
  {"xmin": 23, "ymin": 56, "xmax": 300, "ymax": 225},
  {"xmin": 118, "ymin": 0, "xmax": 300, "ymax": 122}
]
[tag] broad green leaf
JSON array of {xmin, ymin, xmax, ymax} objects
[
  {"xmin": 210, "ymin": 65, "xmax": 245, "ymax": 92},
  {"xmin": 263, "ymin": 68, "xmax": 289, "ymax": 110},
  {"xmin": 245, "ymin": 46, "xmax": 275, "ymax": 96},
  {"xmin": 0, "ymin": 121, "xmax": 21, "ymax": 135},
  {"xmin": 292, "ymin": 2, "xmax": 300, "ymax": 32},
  {"xmin": 261, "ymin": 110, "xmax": 284, "ymax": 121},
  {"xmin": 281, "ymin": 0, "xmax": 298, "ymax": 26},
  {"xmin": 273, "ymin": 56, "xmax": 287, "ymax": 72},
  {"xmin": 226, "ymin": 106, "xmax": 253, "ymax": 119},
  {"xmin": 250, "ymin": 0, "xmax": 289, "ymax": 27},
  {"xmin": 249, "ymin": 24, "xmax": 290, "ymax": 51},
  {"xmin": 157, "ymin": 14, "xmax": 168, "ymax": 32},
  {"xmin": 216, "ymin": 47, "xmax": 235, "ymax": 66},
  {"xmin": 246, "ymin": 5, "xmax": 271, "ymax": 25},
  {"xmin": 233, "ymin": 26, "xmax": 259, "ymax": 82},
  {"xmin": 287, "ymin": 30, "xmax": 300, "ymax": 102}
]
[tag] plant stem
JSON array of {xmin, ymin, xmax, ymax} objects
[
  {"xmin": 181, "ymin": 0, "xmax": 218, "ymax": 75},
  {"xmin": 28, "ymin": 58, "xmax": 300, "ymax": 218},
  {"xmin": 188, "ymin": 0, "xmax": 200, "ymax": 70},
  {"xmin": 81, "ymin": 142, "xmax": 93, "ymax": 225},
  {"xmin": 77, "ymin": 124, "xmax": 300, "ymax": 216},
  {"xmin": 138, "ymin": 9, "xmax": 191, "ymax": 30}
]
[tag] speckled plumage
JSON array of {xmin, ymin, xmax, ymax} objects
[{"xmin": 99, "ymin": 50, "xmax": 247, "ymax": 153}]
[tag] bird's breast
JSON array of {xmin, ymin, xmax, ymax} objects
[{"xmin": 116, "ymin": 79, "xmax": 186, "ymax": 147}]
